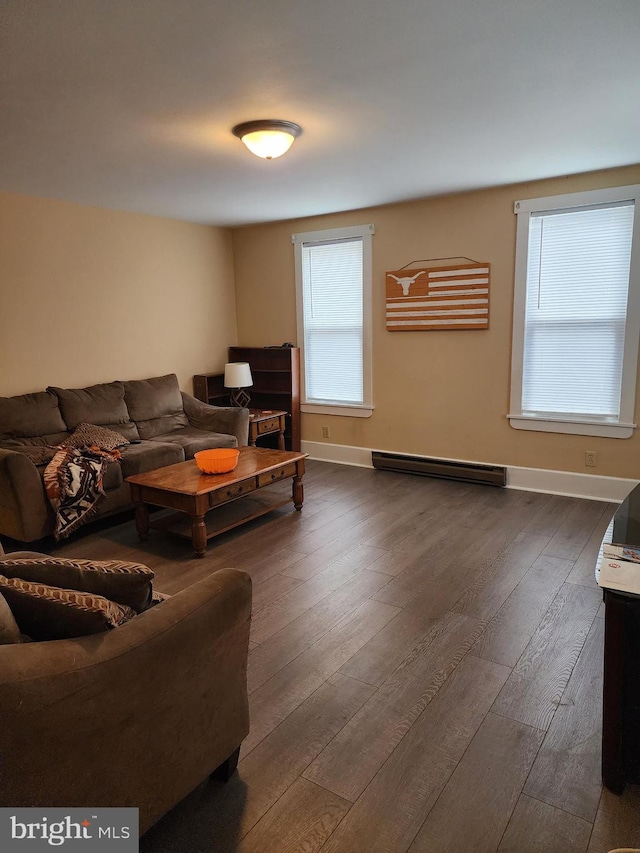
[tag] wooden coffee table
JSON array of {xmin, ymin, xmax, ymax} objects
[{"xmin": 126, "ymin": 446, "xmax": 307, "ymax": 557}]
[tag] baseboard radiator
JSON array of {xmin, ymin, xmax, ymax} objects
[{"xmin": 371, "ymin": 451, "xmax": 507, "ymax": 487}]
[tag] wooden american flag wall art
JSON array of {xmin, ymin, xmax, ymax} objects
[{"xmin": 385, "ymin": 261, "xmax": 491, "ymax": 331}]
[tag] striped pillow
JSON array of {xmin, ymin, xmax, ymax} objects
[
  {"xmin": 0, "ymin": 575, "xmax": 136, "ymax": 641},
  {"xmin": 0, "ymin": 591, "xmax": 23, "ymax": 645},
  {"xmin": 0, "ymin": 558, "xmax": 154, "ymax": 613}
]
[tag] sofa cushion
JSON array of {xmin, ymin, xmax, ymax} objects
[
  {"xmin": 0, "ymin": 444, "xmax": 122, "ymax": 491},
  {"xmin": 0, "ymin": 434, "xmax": 70, "ymax": 450},
  {"xmin": 0, "ymin": 591, "xmax": 23, "ymax": 644},
  {"xmin": 122, "ymin": 374, "xmax": 189, "ymax": 439},
  {"xmin": 0, "ymin": 444, "xmax": 58, "ymax": 466},
  {"xmin": 63, "ymin": 422, "xmax": 130, "ymax": 451},
  {"xmin": 0, "ymin": 390, "xmax": 67, "ymax": 440},
  {"xmin": 150, "ymin": 426, "xmax": 237, "ymax": 458},
  {"xmin": 48, "ymin": 382, "xmax": 140, "ymax": 441},
  {"xmin": 0, "ymin": 575, "xmax": 136, "ymax": 641},
  {"xmin": 118, "ymin": 439, "xmax": 184, "ymax": 478},
  {"xmin": 0, "ymin": 558, "xmax": 154, "ymax": 613}
]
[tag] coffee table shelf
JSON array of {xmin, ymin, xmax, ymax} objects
[{"xmin": 150, "ymin": 492, "xmax": 292, "ymax": 543}]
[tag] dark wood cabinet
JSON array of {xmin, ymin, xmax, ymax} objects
[
  {"xmin": 599, "ymin": 482, "xmax": 640, "ymax": 793},
  {"xmin": 193, "ymin": 346, "xmax": 300, "ymax": 451}
]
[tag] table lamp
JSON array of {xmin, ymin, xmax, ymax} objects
[{"xmin": 224, "ymin": 362, "xmax": 253, "ymax": 408}]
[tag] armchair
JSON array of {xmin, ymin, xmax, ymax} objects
[{"xmin": 0, "ymin": 543, "xmax": 251, "ymax": 836}]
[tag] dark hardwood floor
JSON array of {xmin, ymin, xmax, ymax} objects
[{"xmin": 47, "ymin": 460, "xmax": 639, "ymax": 852}]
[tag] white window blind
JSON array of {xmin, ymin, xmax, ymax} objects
[
  {"xmin": 302, "ymin": 238, "xmax": 364, "ymax": 405},
  {"xmin": 509, "ymin": 184, "xmax": 640, "ymax": 439},
  {"xmin": 523, "ymin": 202, "xmax": 634, "ymax": 419},
  {"xmin": 293, "ymin": 223, "xmax": 374, "ymax": 417}
]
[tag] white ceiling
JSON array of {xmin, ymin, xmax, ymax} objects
[{"xmin": 1, "ymin": 0, "xmax": 639, "ymax": 227}]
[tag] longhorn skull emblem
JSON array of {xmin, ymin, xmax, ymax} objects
[{"xmin": 387, "ymin": 270, "xmax": 427, "ymax": 296}]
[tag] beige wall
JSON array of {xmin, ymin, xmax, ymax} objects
[
  {"xmin": 0, "ymin": 191, "xmax": 237, "ymax": 397},
  {"xmin": 232, "ymin": 164, "xmax": 640, "ymax": 480}
]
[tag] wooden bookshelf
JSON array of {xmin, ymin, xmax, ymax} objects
[
  {"xmin": 193, "ymin": 346, "xmax": 301, "ymax": 451},
  {"xmin": 229, "ymin": 346, "xmax": 300, "ymax": 452},
  {"xmin": 192, "ymin": 372, "xmax": 229, "ymax": 407}
]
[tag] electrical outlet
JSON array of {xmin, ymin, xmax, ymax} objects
[
  {"xmin": 585, "ymin": 451, "xmax": 597, "ymax": 468},
  {"xmin": 322, "ymin": 426, "xmax": 330, "ymax": 439}
]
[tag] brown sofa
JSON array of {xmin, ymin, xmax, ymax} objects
[
  {"xmin": 0, "ymin": 374, "xmax": 250, "ymax": 542},
  {"xmin": 0, "ymin": 543, "xmax": 252, "ymax": 835}
]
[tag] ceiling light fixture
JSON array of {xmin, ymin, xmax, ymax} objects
[{"xmin": 232, "ymin": 119, "xmax": 302, "ymax": 160}]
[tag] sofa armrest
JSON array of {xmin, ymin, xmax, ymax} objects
[
  {"xmin": 0, "ymin": 449, "xmax": 52, "ymax": 542},
  {"xmin": 181, "ymin": 391, "xmax": 250, "ymax": 447},
  {"xmin": 0, "ymin": 568, "xmax": 252, "ymax": 833}
]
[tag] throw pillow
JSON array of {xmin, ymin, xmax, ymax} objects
[
  {"xmin": 0, "ymin": 591, "xmax": 23, "ymax": 645},
  {"xmin": 63, "ymin": 422, "xmax": 129, "ymax": 451},
  {"xmin": 0, "ymin": 558, "xmax": 154, "ymax": 614},
  {"xmin": 0, "ymin": 575, "xmax": 136, "ymax": 641}
]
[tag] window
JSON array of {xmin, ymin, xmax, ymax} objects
[
  {"xmin": 293, "ymin": 224, "xmax": 374, "ymax": 417},
  {"xmin": 509, "ymin": 185, "xmax": 640, "ymax": 438}
]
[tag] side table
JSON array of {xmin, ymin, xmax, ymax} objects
[{"xmin": 248, "ymin": 409, "xmax": 287, "ymax": 451}]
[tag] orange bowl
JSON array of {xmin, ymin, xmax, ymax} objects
[{"xmin": 194, "ymin": 448, "xmax": 240, "ymax": 474}]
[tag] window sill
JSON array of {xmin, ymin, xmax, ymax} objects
[
  {"xmin": 301, "ymin": 403, "xmax": 374, "ymax": 418},
  {"xmin": 508, "ymin": 415, "xmax": 636, "ymax": 439}
]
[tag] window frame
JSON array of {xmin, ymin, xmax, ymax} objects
[
  {"xmin": 293, "ymin": 223, "xmax": 374, "ymax": 418},
  {"xmin": 509, "ymin": 184, "xmax": 640, "ymax": 439}
]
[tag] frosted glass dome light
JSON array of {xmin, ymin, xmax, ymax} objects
[{"xmin": 232, "ymin": 120, "xmax": 302, "ymax": 160}]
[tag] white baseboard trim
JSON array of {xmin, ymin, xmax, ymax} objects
[
  {"xmin": 505, "ymin": 466, "xmax": 636, "ymax": 503},
  {"xmin": 300, "ymin": 441, "xmax": 638, "ymax": 503},
  {"xmin": 302, "ymin": 440, "xmax": 373, "ymax": 468}
]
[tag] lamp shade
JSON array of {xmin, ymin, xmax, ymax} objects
[
  {"xmin": 232, "ymin": 120, "xmax": 302, "ymax": 160},
  {"xmin": 224, "ymin": 362, "xmax": 253, "ymax": 389}
]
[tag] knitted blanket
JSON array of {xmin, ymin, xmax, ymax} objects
[{"xmin": 44, "ymin": 446, "xmax": 121, "ymax": 540}]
